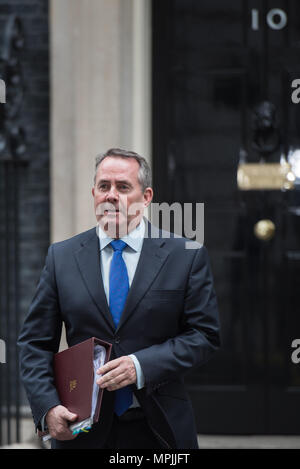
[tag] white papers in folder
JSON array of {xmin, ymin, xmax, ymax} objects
[
  {"xmin": 91, "ymin": 344, "xmax": 106, "ymax": 420},
  {"xmin": 69, "ymin": 344, "xmax": 106, "ymax": 434}
]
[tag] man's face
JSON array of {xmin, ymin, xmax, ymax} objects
[{"xmin": 92, "ymin": 156, "xmax": 153, "ymax": 238}]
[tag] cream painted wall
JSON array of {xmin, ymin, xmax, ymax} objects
[{"xmin": 50, "ymin": 0, "xmax": 151, "ymax": 243}]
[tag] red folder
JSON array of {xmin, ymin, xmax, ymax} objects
[
  {"xmin": 41, "ymin": 337, "xmax": 112, "ymax": 440},
  {"xmin": 54, "ymin": 337, "xmax": 112, "ymax": 423}
]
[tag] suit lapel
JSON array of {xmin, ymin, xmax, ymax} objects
[
  {"xmin": 116, "ymin": 230, "xmax": 170, "ymax": 331},
  {"xmin": 74, "ymin": 229, "xmax": 115, "ymax": 331}
]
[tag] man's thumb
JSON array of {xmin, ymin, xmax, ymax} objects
[{"xmin": 64, "ymin": 409, "xmax": 78, "ymax": 422}]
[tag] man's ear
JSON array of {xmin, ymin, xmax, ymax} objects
[
  {"xmin": 144, "ymin": 187, "xmax": 153, "ymax": 207},
  {"xmin": 92, "ymin": 186, "xmax": 95, "ymax": 197}
]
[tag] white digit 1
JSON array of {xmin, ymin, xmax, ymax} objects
[
  {"xmin": 0, "ymin": 79, "xmax": 6, "ymax": 104},
  {"xmin": 251, "ymin": 9, "xmax": 259, "ymax": 31}
]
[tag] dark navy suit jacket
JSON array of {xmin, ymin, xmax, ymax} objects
[{"xmin": 18, "ymin": 221, "xmax": 220, "ymax": 449}]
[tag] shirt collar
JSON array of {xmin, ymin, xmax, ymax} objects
[{"xmin": 97, "ymin": 217, "xmax": 145, "ymax": 252}]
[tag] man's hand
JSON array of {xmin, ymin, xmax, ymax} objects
[
  {"xmin": 96, "ymin": 356, "xmax": 136, "ymax": 391},
  {"xmin": 45, "ymin": 405, "xmax": 78, "ymax": 441}
]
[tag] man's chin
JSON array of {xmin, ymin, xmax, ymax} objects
[{"xmin": 98, "ymin": 218, "xmax": 127, "ymax": 239}]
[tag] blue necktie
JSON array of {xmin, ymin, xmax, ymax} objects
[{"xmin": 109, "ymin": 239, "xmax": 133, "ymax": 416}]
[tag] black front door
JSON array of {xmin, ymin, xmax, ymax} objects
[{"xmin": 152, "ymin": 0, "xmax": 300, "ymax": 434}]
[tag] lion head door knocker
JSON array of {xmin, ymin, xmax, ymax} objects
[
  {"xmin": 251, "ymin": 101, "xmax": 280, "ymax": 159},
  {"xmin": 237, "ymin": 101, "xmax": 295, "ymax": 191}
]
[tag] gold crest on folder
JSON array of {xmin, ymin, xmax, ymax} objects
[{"xmin": 69, "ymin": 379, "xmax": 77, "ymax": 392}]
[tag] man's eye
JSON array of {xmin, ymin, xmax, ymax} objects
[{"xmin": 98, "ymin": 184, "xmax": 109, "ymax": 190}]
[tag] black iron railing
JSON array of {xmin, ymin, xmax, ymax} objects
[{"xmin": 0, "ymin": 15, "xmax": 27, "ymax": 447}]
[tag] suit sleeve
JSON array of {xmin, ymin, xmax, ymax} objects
[
  {"xmin": 17, "ymin": 245, "xmax": 62, "ymax": 428},
  {"xmin": 134, "ymin": 245, "xmax": 221, "ymax": 391}
]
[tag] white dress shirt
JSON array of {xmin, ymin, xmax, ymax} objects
[{"xmin": 97, "ymin": 218, "xmax": 146, "ymax": 405}]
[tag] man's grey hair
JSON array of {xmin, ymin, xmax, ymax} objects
[{"xmin": 94, "ymin": 148, "xmax": 152, "ymax": 192}]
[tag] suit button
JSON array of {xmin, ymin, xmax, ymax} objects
[{"xmin": 115, "ymin": 336, "xmax": 121, "ymax": 344}]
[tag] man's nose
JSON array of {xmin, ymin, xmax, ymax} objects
[{"xmin": 106, "ymin": 186, "xmax": 119, "ymax": 201}]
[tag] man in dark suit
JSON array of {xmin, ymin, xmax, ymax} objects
[{"xmin": 18, "ymin": 148, "xmax": 220, "ymax": 449}]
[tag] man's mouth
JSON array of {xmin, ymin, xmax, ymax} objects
[
  {"xmin": 95, "ymin": 203, "xmax": 123, "ymax": 218},
  {"xmin": 104, "ymin": 209, "xmax": 120, "ymax": 214}
]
